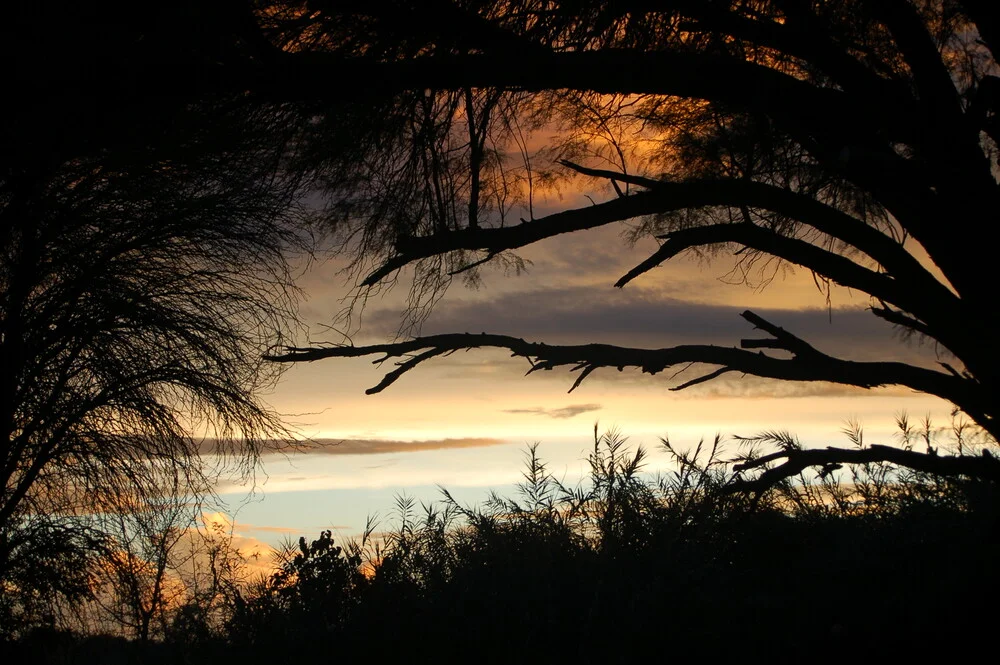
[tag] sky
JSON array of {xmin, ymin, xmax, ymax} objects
[{"xmin": 213, "ymin": 191, "xmax": 959, "ymax": 551}]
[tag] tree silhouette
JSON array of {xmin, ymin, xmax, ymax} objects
[
  {"xmin": 91, "ymin": 475, "xmax": 195, "ymax": 642},
  {"xmin": 251, "ymin": 1, "xmax": 1000, "ymax": 482},
  {"xmin": 0, "ymin": 2, "xmax": 311, "ymax": 612}
]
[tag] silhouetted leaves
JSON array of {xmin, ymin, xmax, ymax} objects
[{"xmin": 225, "ymin": 426, "xmax": 998, "ymax": 661}]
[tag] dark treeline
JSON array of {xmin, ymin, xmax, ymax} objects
[{"xmin": 5, "ymin": 427, "xmax": 998, "ymax": 663}]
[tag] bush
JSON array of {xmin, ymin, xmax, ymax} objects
[{"xmin": 226, "ymin": 425, "xmax": 999, "ymax": 662}]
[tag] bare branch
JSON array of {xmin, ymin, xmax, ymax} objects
[
  {"xmin": 267, "ymin": 311, "xmax": 990, "ymax": 429},
  {"xmin": 670, "ymin": 367, "xmax": 734, "ymax": 391},
  {"xmin": 619, "ymin": 223, "xmax": 908, "ymax": 313},
  {"xmin": 366, "ymin": 178, "xmax": 953, "ymax": 315},
  {"xmin": 558, "ymin": 159, "xmax": 665, "ymax": 190},
  {"xmin": 729, "ymin": 444, "xmax": 1000, "ymax": 494}
]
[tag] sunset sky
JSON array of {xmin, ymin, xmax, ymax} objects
[{"xmin": 216, "ymin": 189, "xmax": 957, "ymax": 549}]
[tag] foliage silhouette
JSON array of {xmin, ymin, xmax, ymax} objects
[
  {"xmin": 1, "ymin": 1, "xmax": 314, "ymax": 637},
  {"xmin": 0, "ymin": 520, "xmax": 103, "ymax": 639},
  {"xmin": 226, "ymin": 529, "xmax": 368, "ymax": 649},
  {"xmin": 5, "ymin": 425, "xmax": 997, "ymax": 661},
  {"xmin": 221, "ymin": 425, "xmax": 998, "ymax": 662},
  {"xmin": 253, "ymin": 1, "xmax": 1000, "ymax": 482},
  {"xmin": 4, "ymin": 1, "xmax": 1000, "ymax": 657}
]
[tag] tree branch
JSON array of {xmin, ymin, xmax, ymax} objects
[
  {"xmin": 558, "ymin": 159, "xmax": 665, "ymax": 190},
  {"xmin": 265, "ymin": 310, "xmax": 990, "ymax": 428},
  {"xmin": 622, "ymin": 222, "xmax": 909, "ymax": 311},
  {"xmin": 362, "ymin": 187, "xmax": 677, "ymax": 285},
  {"xmin": 667, "ymin": 0, "xmax": 915, "ymax": 105},
  {"xmin": 869, "ymin": 302, "xmax": 934, "ymax": 339},
  {"xmin": 251, "ymin": 48, "xmax": 922, "ymax": 150},
  {"xmin": 875, "ymin": 0, "xmax": 964, "ymax": 120},
  {"xmin": 366, "ymin": 177, "xmax": 954, "ymax": 318},
  {"xmin": 728, "ymin": 444, "xmax": 1000, "ymax": 493}
]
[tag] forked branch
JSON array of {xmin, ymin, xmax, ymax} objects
[
  {"xmin": 362, "ymin": 177, "xmax": 956, "ymax": 326},
  {"xmin": 266, "ymin": 311, "xmax": 989, "ymax": 429}
]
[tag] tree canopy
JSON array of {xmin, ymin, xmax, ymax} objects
[
  {"xmin": 6, "ymin": 0, "xmax": 999, "ymax": 552},
  {"xmin": 245, "ymin": 0, "xmax": 1000, "ymax": 480},
  {"xmin": 1, "ymin": 2, "xmax": 312, "ymax": 623}
]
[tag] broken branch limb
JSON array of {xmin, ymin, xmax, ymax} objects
[
  {"xmin": 740, "ymin": 310, "xmax": 817, "ymax": 356},
  {"xmin": 670, "ymin": 367, "xmax": 734, "ymax": 391},
  {"xmin": 368, "ymin": 347, "xmax": 452, "ymax": 394},
  {"xmin": 448, "ymin": 251, "xmax": 498, "ymax": 276}
]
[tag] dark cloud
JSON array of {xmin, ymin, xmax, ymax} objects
[
  {"xmin": 365, "ymin": 285, "xmax": 948, "ymax": 368},
  {"xmin": 287, "ymin": 437, "xmax": 507, "ymax": 456},
  {"xmin": 198, "ymin": 437, "xmax": 508, "ymax": 457},
  {"xmin": 503, "ymin": 403, "xmax": 603, "ymax": 419},
  {"xmin": 674, "ymin": 375, "xmax": 917, "ymax": 400}
]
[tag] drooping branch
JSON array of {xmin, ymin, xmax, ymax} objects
[
  {"xmin": 635, "ymin": 227, "xmax": 978, "ymax": 369},
  {"xmin": 365, "ymin": 175, "xmax": 954, "ymax": 313},
  {"xmin": 362, "ymin": 187, "xmax": 680, "ymax": 285},
  {"xmin": 728, "ymin": 444, "xmax": 1000, "ymax": 494},
  {"xmin": 266, "ymin": 310, "xmax": 992, "ymax": 436},
  {"xmin": 873, "ymin": 1, "xmax": 996, "ymax": 216},
  {"xmin": 46, "ymin": 45, "xmax": 916, "ymax": 159},
  {"xmin": 272, "ymin": 50, "xmax": 865, "ymax": 130},
  {"xmin": 630, "ymin": 223, "xmax": 956, "ymax": 348},
  {"xmin": 674, "ymin": 0, "xmax": 913, "ymax": 103},
  {"xmin": 874, "ymin": 1, "xmax": 965, "ymax": 120},
  {"xmin": 273, "ymin": 33, "xmax": 955, "ymax": 250},
  {"xmin": 623, "ymin": 222, "xmax": 902, "ymax": 305}
]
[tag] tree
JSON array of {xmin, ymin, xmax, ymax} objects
[
  {"xmin": 0, "ymin": 2, "xmax": 311, "ymax": 610},
  {"xmin": 0, "ymin": 518, "xmax": 103, "ymax": 639},
  {"xmin": 226, "ymin": 530, "xmax": 367, "ymax": 648},
  {"xmin": 248, "ymin": 1, "xmax": 999, "ymax": 483},
  {"xmin": 91, "ymin": 474, "xmax": 196, "ymax": 642}
]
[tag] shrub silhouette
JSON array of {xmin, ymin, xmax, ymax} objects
[
  {"xmin": 226, "ymin": 529, "xmax": 368, "ymax": 651},
  {"xmin": 8, "ymin": 425, "xmax": 994, "ymax": 662},
  {"xmin": 223, "ymin": 425, "xmax": 999, "ymax": 662}
]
